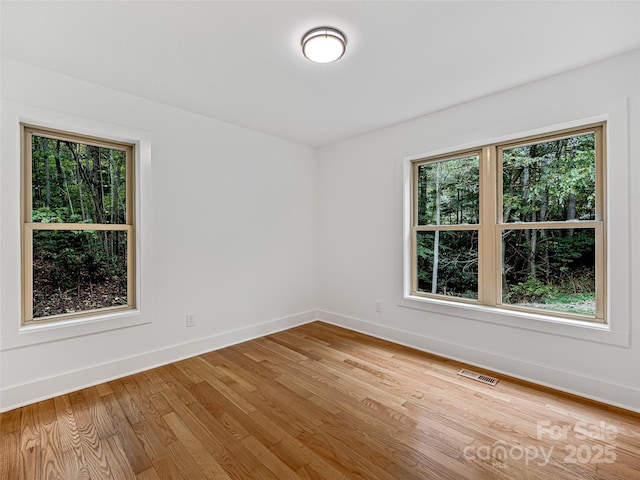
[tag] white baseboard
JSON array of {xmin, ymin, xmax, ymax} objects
[
  {"xmin": 0, "ymin": 310, "xmax": 318, "ymax": 412},
  {"xmin": 317, "ymin": 309, "xmax": 640, "ymax": 413}
]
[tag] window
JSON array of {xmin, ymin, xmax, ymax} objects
[
  {"xmin": 21, "ymin": 124, "xmax": 135, "ymax": 325},
  {"xmin": 410, "ymin": 124, "xmax": 606, "ymax": 323}
]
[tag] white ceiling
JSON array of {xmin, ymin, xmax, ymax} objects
[{"xmin": 2, "ymin": 1, "xmax": 640, "ymax": 147}]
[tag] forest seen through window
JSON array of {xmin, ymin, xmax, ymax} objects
[
  {"xmin": 415, "ymin": 131, "xmax": 599, "ymax": 317},
  {"xmin": 28, "ymin": 132, "xmax": 131, "ymax": 320}
]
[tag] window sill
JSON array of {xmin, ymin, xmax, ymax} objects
[
  {"xmin": 1, "ymin": 310, "xmax": 150, "ymax": 351},
  {"xmin": 399, "ymin": 295, "xmax": 628, "ymax": 347}
]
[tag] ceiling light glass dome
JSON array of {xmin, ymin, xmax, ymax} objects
[{"xmin": 301, "ymin": 27, "xmax": 347, "ymax": 63}]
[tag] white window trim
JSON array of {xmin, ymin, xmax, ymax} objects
[
  {"xmin": 0, "ymin": 102, "xmax": 153, "ymax": 350},
  {"xmin": 401, "ymin": 104, "xmax": 630, "ymax": 347}
]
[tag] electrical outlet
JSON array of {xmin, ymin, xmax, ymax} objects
[
  {"xmin": 186, "ymin": 313, "xmax": 196, "ymax": 327},
  {"xmin": 375, "ymin": 301, "xmax": 383, "ymax": 313}
]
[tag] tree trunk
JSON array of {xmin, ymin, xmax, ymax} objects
[
  {"xmin": 419, "ymin": 166, "xmax": 427, "ymax": 223},
  {"xmin": 110, "ymin": 151, "xmax": 116, "ymax": 224},
  {"xmin": 67, "ymin": 143, "xmax": 88, "ymax": 221},
  {"xmin": 69, "ymin": 143, "xmax": 103, "ymax": 224},
  {"xmin": 55, "ymin": 141, "xmax": 75, "ymax": 215},
  {"xmin": 522, "ymin": 165, "xmax": 530, "ymax": 220},
  {"xmin": 529, "ymin": 227, "xmax": 537, "ymax": 279},
  {"xmin": 90, "ymin": 146, "xmax": 105, "ymax": 224},
  {"xmin": 96, "ymin": 148, "xmax": 106, "ymax": 222},
  {"xmin": 567, "ymin": 193, "xmax": 576, "ymax": 236},
  {"xmin": 540, "ymin": 155, "xmax": 551, "ymax": 283},
  {"xmin": 42, "ymin": 137, "xmax": 51, "ymax": 208}
]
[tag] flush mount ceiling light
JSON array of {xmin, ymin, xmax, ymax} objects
[{"xmin": 301, "ymin": 26, "xmax": 347, "ymax": 63}]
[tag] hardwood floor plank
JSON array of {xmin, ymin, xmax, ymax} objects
[
  {"xmin": 266, "ymin": 331, "xmax": 326, "ymax": 361},
  {"xmin": 121, "ymin": 376, "xmax": 177, "ymax": 447},
  {"xmin": 162, "ymin": 411, "xmax": 232, "ymax": 480},
  {"xmin": 135, "ymin": 467, "xmax": 162, "ymax": 480},
  {"xmin": 150, "ymin": 454, "xmax": 187, "ymax": 480},
  {"xmin": 20, "ymin": 402, "xmax": 41, "ymax": 451},
  {"xmin": 53, "ymin": 395, "xmax": 82, "ymax": 454},
  {"xmin": 71, "ymin": 394, "xmax": 115, "ymax": 480},
  {"xmin": 3, "ymin": 321, "xmax": 640, "ymax": 480},
  {"xmin": 153, "ymin": 364, "xmax": 199, "ymax": 406},
  {"xmin": 186, "ymin": 355, "xmax": 258, "ymax": 415},
  {"xmin": 39, "ymin": 418, "xmax": 64, "ymax": 480},
  {"xmin": 296, "ymin": 461, "xmax": 346, "ymax": 480},
  {"xmin": 129, "ymin": 421, "xmax": 165, "ymax": 465},
  {"xmin": 20, "ymin": 444, "xmax": 42, "ymax": 480},
  {"xmin": 164, "ymin": 441, "xmax": 217, "ymax": 480},
  {"xmin": 0, "ymin": 407, "xmax": 22, "ymax": 434},
  {"xmin": 135, "ymin": 370, "xmax": 167, "ymax": 397},
  {"xmin": 101, "ymin": 393, "xmax": 153, "ymax": 473},
  {"xmin": 60, "ymin": 448, "xmax": 91, "ymax": 480},
  {"xmin": 0, "ymin": 431, "xmax": 21, "ymax": 480},
  {"xmin": 240, "ymin": 434, "xmax": 299, "ymax": 479},
  {"xmin": 103, "ymin": 435, "xmax": 136, "ymax": 480},
  {"xmin": 82, "ymin": 387, "xmax": 117, "ymax": 439},
  {"xmin": 182, "ymin": 390, "xmax": 262, "ymax": 472},
  {"xmin": 249, "ymin": 464, "xmax": 280, "ymax": 480},
  {"xmin": 109, "ymin": 379, "xmax": 146, "ymax": 426},
  {"xmin": 95, "ymin": 382, "xmax": 114, "ymax": 398},
  {"xmin": 53, "ymin": 395, "xmax": 90, "ymax": 479},
  {"xmin": 167, "ymin": 396, "xmax": 258, "ymax": 479}
]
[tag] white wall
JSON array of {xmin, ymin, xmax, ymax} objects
[
  {"xmin": 317, "ymin": 50, "xmax": 640, "ymax": 411},
  {"xmin": 0, "ymin": 58, "xmax": 318, "ymax": 410}
]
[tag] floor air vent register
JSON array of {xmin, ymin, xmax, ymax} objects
[{"xmin": 457, "ymin": 369, "xmax": 499, "ymax": 386}]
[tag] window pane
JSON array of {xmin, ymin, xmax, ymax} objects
[
  {"xmin": 502, "ymin": 133, "xmax": 596, "ymax": 223},
  {"xmin": 33, "ymin": 229, "xmax": 128, "ymax": 319},
  {"xmin": 502, "ymin": 228, "xmax": 595, "ymax": 316},
  {"xmin": 31, "ymin": 135, "xmax": 127, "ymax": 224},
  {"xmin": 417, "ymin": 155, "xmax": 479, "ymax": 225},
  {"xmin": 416, "ymin": 230, "xmax": 478, "ymax": 299}
]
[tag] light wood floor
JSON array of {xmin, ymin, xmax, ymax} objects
[{"xmin": 1, "ymin": 322, "xmax": 639, "ymax": 480}]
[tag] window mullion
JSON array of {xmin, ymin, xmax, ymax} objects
[{"xmin": 479, "ymin": 145, "xmax": 498, "ymax": 307}]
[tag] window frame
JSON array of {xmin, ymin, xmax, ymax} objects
[
  {"xmin": 408, "ymin": 123, "xmax": 606, "ymax": 324},
  {"xmin": 21, "ymin": 123, "xmax": 136, "ymax": 325}
]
